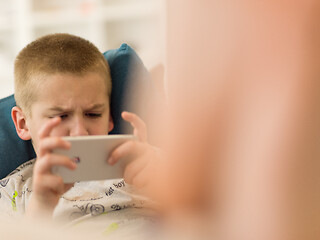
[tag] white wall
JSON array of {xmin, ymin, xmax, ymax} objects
[{"xmin": 0, "ymin": 0, "xmax": 164, "ymax": 99}]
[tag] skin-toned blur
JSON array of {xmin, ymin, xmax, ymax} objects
[
  {"xmin": 150, "ymin": 0, "xmax": 320, "ymax": 239},
  {"xmin": 1, "ymin": 0, "xmax": 320, "ymax": 239}
]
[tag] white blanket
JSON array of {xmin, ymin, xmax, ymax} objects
[{"xmin": 0, "ymin": 159, "xmax": 157, "ymax": 238}]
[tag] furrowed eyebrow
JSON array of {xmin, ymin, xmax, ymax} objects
[
  {"xmin": 85, "ymin": 103, "xmax": 106, "ymax": 111},
  {"xmin": 47, "ymin": 107, "xmax": 71, "ymax": 112},
  {"xmin": 46, "ymin": 103, "xmax": 106, "ymax": 113}
]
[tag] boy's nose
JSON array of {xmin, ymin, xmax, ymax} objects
[{"xmin": 69, "ymin": 117, "xmax": 89, "ymax": 136}]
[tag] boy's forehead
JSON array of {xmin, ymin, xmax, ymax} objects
[
  {"xmin": 31, "ymin": 72, "xmax": 110, "ymax": 109},
  {"xmin": 37, "ymin": 72, "xmax": 108, "ymax": 92}
]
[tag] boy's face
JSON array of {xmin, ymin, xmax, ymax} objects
[{"xmin": 19, "ymin": 72, "xmax": 113, "ymax": 153}]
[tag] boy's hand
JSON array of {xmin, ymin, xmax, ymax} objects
[
  {"xmin": 26, "ymin": 117, "xmax": 76, "ymax": 218},
  {"xmin": 121, "ymin": 111, "xmax": 148, "ymax": 142},
  {"xmin": 108, "ymin": 112, "xmax": 160, "ymax": 191}
]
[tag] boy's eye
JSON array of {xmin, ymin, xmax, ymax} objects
[
  {"xmin": 48, "ymin": 114, "xmax": 68, "ymax": 120},
  {"xmin": 48, "ymin": 114, "xmax": 66, "ymax": 119},
  {"xmin": 60, "ymin": 114, "xmax": 68, "ymax": 119},
  {"xmin": 86, "ymin": 113, "xmax": 102, "ymax": 118}
]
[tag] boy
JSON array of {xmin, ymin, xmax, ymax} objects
[{"xmin": 0, "ymin": 34, "xmax": 158, "ymax": 230}]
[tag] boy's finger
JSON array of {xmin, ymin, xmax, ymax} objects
[
  {"xmin": 129, "ymin": 168, "xmax": 150, "ymax": 189},
  {"xmin": 37, "ymin": 137, "xmax": 71, "ymax": 157},
  {"xmin": 35, "ymin": 154, "xmax": 77, "ymax": 174},
  {"xmin": 121, "ymin": 111, "xmax": 147, "ymax": 142},
  {"xmin": 33, "ymin": 174, "xmax": 65, "ymax": 195},
  {"xmin": 38, "ymin": 117, "xmax": 61, "ymax": 140},
  {"xmin": 123, "ymin": 156, "xmax": 149, "ymax": 185},
  {"xmin": 108, "ymin": 141, "xmax": 145, "ymax": 165}
]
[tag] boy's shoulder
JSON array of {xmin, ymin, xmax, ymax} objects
[
  {"xmin": 0, "ymin": 159, "xmax": 35, "ymax": 215},
  {"xmin": 5, "ymin": 159, "xmax": 36, "ymax": 179},
  {"xmin": 0, "ymin": 159, "xmax": 35, "ymax": 190}
]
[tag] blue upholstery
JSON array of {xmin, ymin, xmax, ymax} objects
[
  {"xmin": 0, "ymin": 43, "xmax": 152, "ymax": 179},
  {"xmin": 105, "ymin": 43, "xmax": 152, "ymax": 135},
  {"xmin": 0, "ymin": 95, "xmax": 36, "ymax": 178}
]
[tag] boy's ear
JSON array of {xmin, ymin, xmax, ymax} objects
[
  {"xmin": 11, "ymin": 106, "xmax": 32, "ymax": 140},
  {"xmin": 108, "ymin": 115, "xmax": 114, "ymax": 133}
]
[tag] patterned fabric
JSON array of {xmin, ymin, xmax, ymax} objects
[{"xmin": 0, "ymin": 159, "xmax": 157, "ymax": 238}]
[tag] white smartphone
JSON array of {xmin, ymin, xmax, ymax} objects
[{"xmin": 52, "ymin": 135, "xmax": 135, "ymax": 183}]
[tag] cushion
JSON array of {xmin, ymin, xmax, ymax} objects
[
  {"xmin": 0, "ymin": 43, "xmax": 152, "ymax": 179},
  {"xmin": 105, "ymin": 43, "xmax": 153, "ymax": 135},
  {"xmin": 0, "ymin": 95, "xmax": 36, "ymax": 178}
]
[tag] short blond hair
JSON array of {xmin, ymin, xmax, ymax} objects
[{"xmin": 14, "ymin": 33, "xmax": 111, "ymax": 115}]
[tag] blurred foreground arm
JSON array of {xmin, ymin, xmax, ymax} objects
[{"xmin": 162, "ymin": 0, "xmax": 320, "ymax": 239}]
